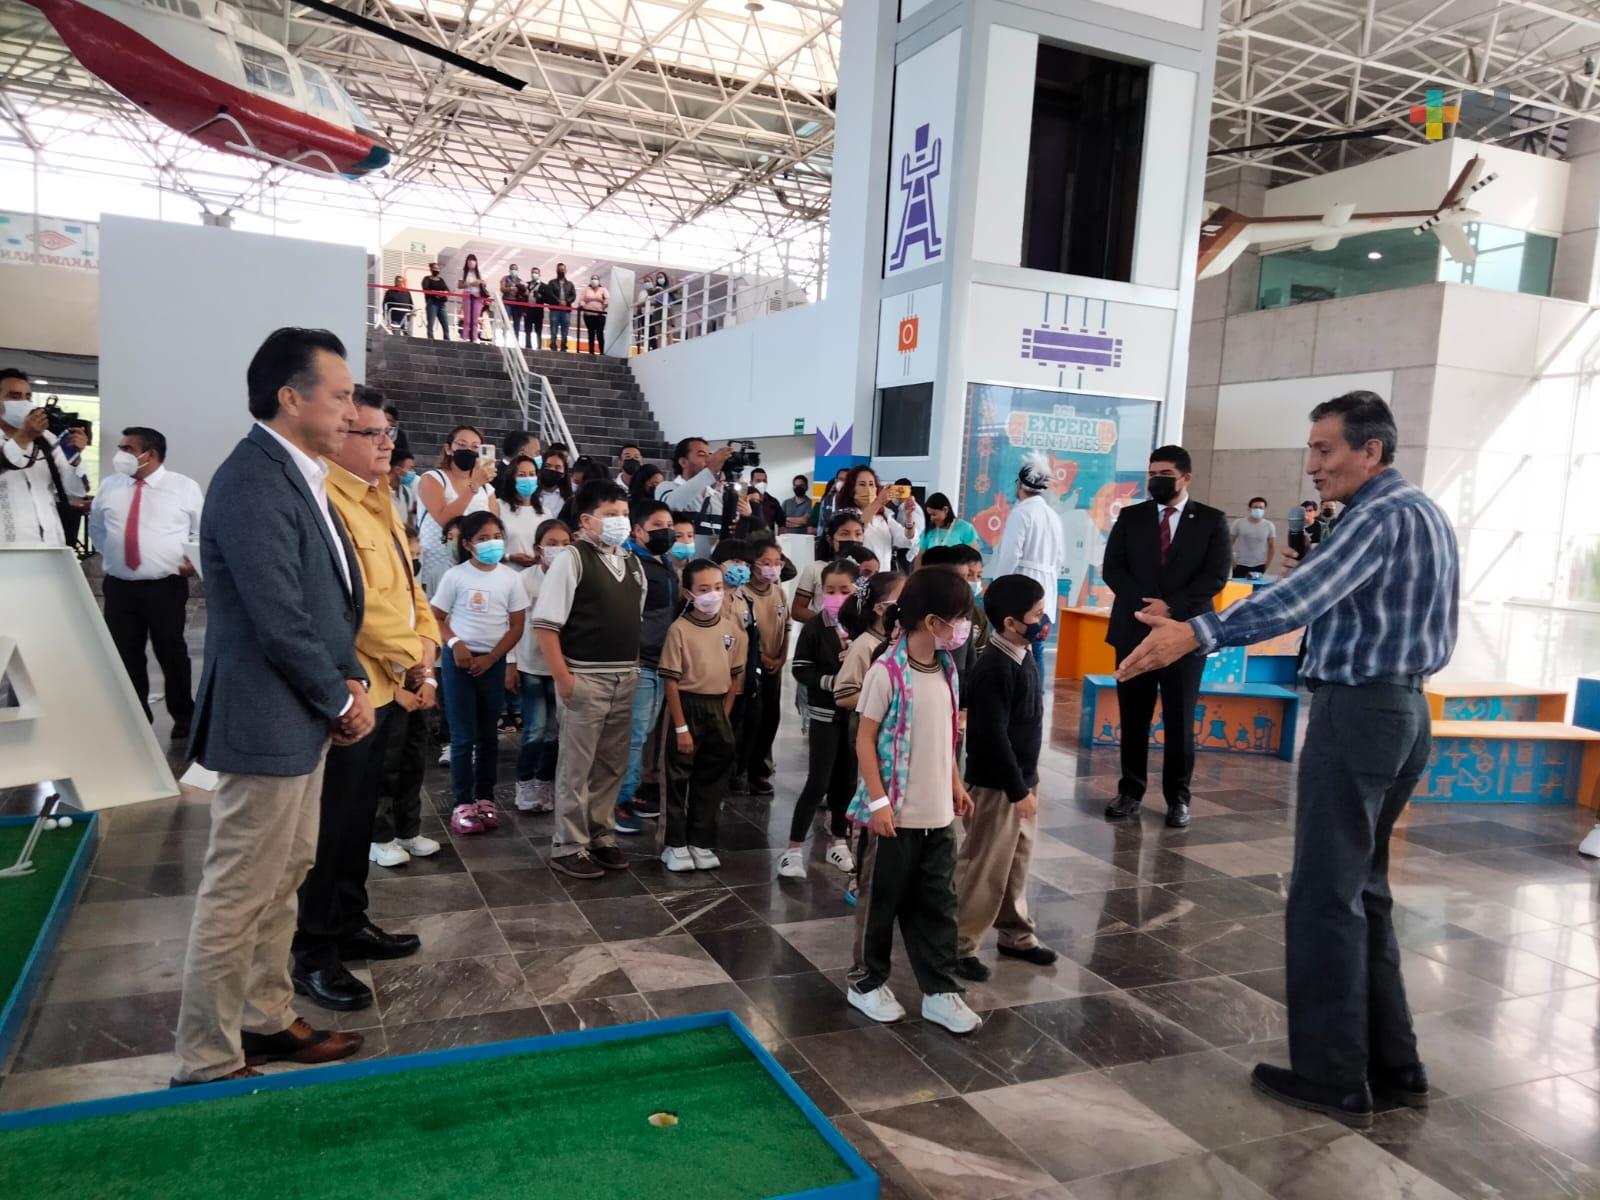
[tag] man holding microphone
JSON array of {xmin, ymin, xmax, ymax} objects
[{"xmin": 1114, "ymin": 391, "xmax": 1458, "ymax": 1129}]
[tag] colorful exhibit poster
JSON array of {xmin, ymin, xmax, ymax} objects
[{"xmin": 961, "ymin": 384, "xmax": 1158, "ymax": 605}]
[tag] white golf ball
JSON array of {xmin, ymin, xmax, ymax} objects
[
  {"xmin": 58, "ymin": 816, "xmax": 74, "ymax": 829},
  {"xmin": 43, "ymin": 818, "xmax": 58, "ymax": 830}
]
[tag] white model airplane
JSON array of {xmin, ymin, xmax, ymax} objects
[{"xmin": 1197, "ymin": 155, "xmax": 1497, "ymax": 279}]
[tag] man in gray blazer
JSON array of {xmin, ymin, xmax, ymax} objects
[{"xmin": 172, "ymin": 327, "xmax": 376, "ymax": 1086}]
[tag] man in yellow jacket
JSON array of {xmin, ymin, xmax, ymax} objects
[{"xmin": 290, "ymin": 386, "xmax": 441, "ymax": 1011}]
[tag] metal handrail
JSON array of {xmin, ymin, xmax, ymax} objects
[{"xmin": 487, "ymin": 292, "xmax": 578, "ymax": 456}]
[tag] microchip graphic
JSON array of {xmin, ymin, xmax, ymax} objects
[{"xmin": 1019, "ymin": 326, "xmax": 1124, "ymax": 372}]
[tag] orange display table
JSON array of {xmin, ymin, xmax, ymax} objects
[
  {"xmin": 1055, "ymin": 580, "xmax": 1258, "ymax": 683},
  {"xmin": 1055, "ymin": 603, "xmax": 1114, "ymax": 681}
]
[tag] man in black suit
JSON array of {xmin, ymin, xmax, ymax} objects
[
  {"xmin": 173, "ymin": 328, "xmax": 375, "ymax": 1086},
  {"xmin": 1099, "ymin": 445, "xmax": 1232, "ymax": 828}
]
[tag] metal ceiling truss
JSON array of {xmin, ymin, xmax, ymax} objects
[
  {"xmin": 0, "ymin": 0, "xmax": 838, "ymax": 246},
  {"xmin": 1215, "ymin": 0, "xmax": 1600, "ymax": 180}
]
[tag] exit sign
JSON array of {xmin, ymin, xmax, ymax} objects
[{"xmin": 793, "ymin": 419, "xmax": 805, "ymax": 435}]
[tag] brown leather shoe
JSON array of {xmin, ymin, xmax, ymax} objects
[
  {"xmin": 241, "ymin": 1018, "xmax": 364, "ymax": 1066},
  {"xmin": 169, "ymin": 1065, "xmax": 263, "ymax": 1088}
]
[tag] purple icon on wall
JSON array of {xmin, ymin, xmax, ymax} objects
[
  {"xmin": 1020, "ymin": 328, "xmax": 1124, "ymax": 370},
  {"xmin": 1022, "ymin": 295, "xmax": 1125, "ymax": 388},
  {"xmin": 889, "ymin": 123, "xmax": 943, "ymax": 272}
]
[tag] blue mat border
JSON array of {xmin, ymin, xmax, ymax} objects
[
  {"xmin": 0, "ymin": 1009, "xmax": 878, "ymax": 1199},
  {"xmin": 0, "ymin": 812, "xmax": 99, "ymax": 1067}
]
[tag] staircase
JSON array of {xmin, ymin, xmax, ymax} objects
[{"xmin": 364, "ymin": 332, "xmax": 672, "ymax": 464}]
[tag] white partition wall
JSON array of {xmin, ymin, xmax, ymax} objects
[{"xmin": 98, "ymin": 216, "xmax": 368, "ymax": 491}]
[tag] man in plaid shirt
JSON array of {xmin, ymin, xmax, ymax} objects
[{"xmin": 1118, "ymin": 390, "xmax": 1459, "ymax": 1130}]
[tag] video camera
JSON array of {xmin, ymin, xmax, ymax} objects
[
  {"xmin": 41, "ymin": 398, "xmax": 88, "ymax": 442},
  {"xmin": 723, "ymin": 438, "xmax": 760, "ymax": 480}
]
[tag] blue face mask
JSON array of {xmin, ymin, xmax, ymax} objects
[
  {"xmin": 969, "ymin": 580, "xmax": 982, "ymax": 598},
  {"xmin": 473, "ymin": 539, "xmax": 506, "ymax": 566},
  {"xmin": 514, "ymin": 476, "xmax": 538, "ymax": 498},
  {"xmin": 400, "ymin": 470, "xmax": 417, "ymax": 486},
  {"xmin": 670, "ymin": 542, "xmax": 694, "ymax": 561},
  {"xmin": 1024, "ymin": 617, "xmax": 1051, "ymax": 642},
  {"xmin": 723, "ymin": 563, "xmax": 751, "ymax": 587},
  {"xmin": 533, "ymin": 456, "xmax": 544, "ymax": 469}
]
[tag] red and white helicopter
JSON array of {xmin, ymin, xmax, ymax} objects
[{"xmin": 22, "ymin": 0, "xmax": 522, "ymax": 179}]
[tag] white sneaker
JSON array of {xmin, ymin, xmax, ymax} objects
[
  {"xmin": 530, "ymin": 779, "xmax": 555, "ymax": 813},
  {"xmin": 369, "ymin": 840, "xmax": 410, "ymax": 868},
  {"xmin": 921, "ymin": 992, "xmax": 982, "ymax": 1036},
  {"xmin": 437, "ymin": 745, "xmax": 451, "ymax": 766},
  {"xmin": 848, "ymin": 983, "xmax": 906, "ymax": 1024},
  {"xmin": 825, "ymin": 840, "xmax": 855, "ymax": 873},
  {"xmin": 514, "ymin": 779, "xmax": 540, "ymax": 812},
  {"xmin": 396, "ymin": 834, "xmax": 440, "ymax": 858},
  {"xmin": 661, "ymin": 846, "xmax": 696, "ymax": 873},
  {"xmin": 777, "ymin": 848, "xmax": 808, "ymax": 879},
  {"xmin": 689, "ymin": 846, "xmax": 721, "ymax": 870}
]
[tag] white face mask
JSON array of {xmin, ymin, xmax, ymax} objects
[
  {"xmin": 598, "ymin": 515, "xmax": 630, "ymax": 547},
  {"xmin": 2, "ymin": 399, "xmax": 34, "ymax": 427},
  {"xmin": 112, "ymin": 450, "xmax": 143, "ymax": 477},
  {"xmin": 590, "ymin": 278, "xmax": 600, "ymax": 287}
]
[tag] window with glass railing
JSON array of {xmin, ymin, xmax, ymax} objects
[{"xmin": 1256, "ymin": 223, "xmax": 1557, "ymax": 310}]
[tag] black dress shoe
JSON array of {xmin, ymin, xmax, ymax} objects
[
  {"xmin": 998, "ymin": 943, "xmax": 1059, "ymax": 966},
  {"xmin": 1104, "ymin": 794, "xmax": 1142, "ymax": 820},
  {"xmin": 1165, "ymin": 803, "xmax": 1191, "ymax": 829},
  {"xmin": 169, "ymin": 717, "xmax": 191, "ymax": 743},
  {"xmin": 1370, "ymin": 1063, "xmax": 1430, "ymax": 1108},
  {"xmin": 338, "ymin": 921, "xmax": 421, "ymax": 962},
  {"xmin": 954, "ymin": 956, "xmax": 991, "ymax": 982},
  {"xmin": 291, "ymin": 962, "xmax": 374, "ymax": 1012},
  {"xmin": 1251, "ymin": 1063, "xmax": 1373, "ymax": 1128}
]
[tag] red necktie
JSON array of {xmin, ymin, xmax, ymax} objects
[
  {"xmin": 125, "ymin": 478, "xmax": 144, "ymax": 572},
  {"xmin": 1159, "ymin": 506, "xmax": 1175, "ymax": 563}
]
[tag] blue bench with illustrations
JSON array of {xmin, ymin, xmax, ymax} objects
[{"xmin": 1078, "ymin": 646, "xmax": 1299, "ymax": 761}]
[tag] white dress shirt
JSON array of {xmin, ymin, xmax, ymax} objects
[
  {"xmin": 255, "ymin": 422, "xmax": 352, "ymax": 593},
  {"xmin": 1158, "ymin": 494, "xmax": 1189, "ymax": 547},
  {"xmin": 89, "ymin": 465, "xmax": 205, "ymax": 580},
  {"xmin": 0, "ymin": 429, "xmax": 85, "ymax": 546}
]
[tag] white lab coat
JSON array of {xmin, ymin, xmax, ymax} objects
[{"xmin": 992, "ymin": 492, "xmax": 1064, "ymax": 594}]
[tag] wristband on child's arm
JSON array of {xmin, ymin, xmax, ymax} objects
[
  {"xmin": 674, "ymin": 724, "xmax": 689, "ymax": 734},
  {"xmin": 867, "ymin": 796, "xmax": 890, "ymax": 813}
]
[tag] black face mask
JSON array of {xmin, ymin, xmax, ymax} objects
[
  {"xmin": 835, "ymin": 539, "xmax": 861, "ymax": 554},
  {"xmin": 539, "ymin": 468, "xmax": 565, "ymax": 490},
  {"xmin": 645, "ymin": 528, "xmax": 675, "ymax": 556},
  {"xmin": 622, "ymin": 459, "xmax": 639, "ymax": 477},
  {"xmin": 452, "ymin": 448, "xmax": 478, "ymax": 472},
  {"xmin": 1147, "ymin": 475, "xmax": 1179, "ymax": 504},
  {"xmin": 411, "ymin": 558, "xmax": 422, "ymax": 575},
  {"xmin": 793, "ymin": 484, "xmax": 808, "ymax": 497}
]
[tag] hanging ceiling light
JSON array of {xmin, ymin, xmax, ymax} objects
[{"xmin": 746, "ymin": 0, "xmax": 764, "ymax": 12}]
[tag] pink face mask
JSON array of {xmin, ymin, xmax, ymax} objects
[
  {"xmin": 756, "ymin": 563, "xmax": 783, "ymax": 584},
  {"xmin": 934, "ymin": 616, "xmax": 972, "ymax": 652},
  {"xmin": 819, "ymin": 593, "xmax": 848, "ymax": 618}
]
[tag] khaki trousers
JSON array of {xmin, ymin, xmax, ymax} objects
[
  {"xmin": 173, "ymin": 745, "xmax": 329, "ymax": 1082},
  {"xmin": 552, "ymin": 670, "xmax": 637, "ymax": 859},
  {"xmin": 954, "ymin": 785, "xmax": 1039, "ymax": 957}
]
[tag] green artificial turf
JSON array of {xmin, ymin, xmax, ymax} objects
[
  {"xmin": 0, "ymin": 822, "xmax": 88, "ymax": 1006},
  {"xmin": 0, "ymin": 1025, "xmax": 857, "ymax": 1200}
]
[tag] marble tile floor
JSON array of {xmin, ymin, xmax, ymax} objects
[{"xmin": 4, "ymin": 619, "xmax": 1600, "ymax": 1197}]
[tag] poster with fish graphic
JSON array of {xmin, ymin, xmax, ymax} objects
[{"xmin": 961, "ymin": 384, "xmax": 1158, "ymax": 606}]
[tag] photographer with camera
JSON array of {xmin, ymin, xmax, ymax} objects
[
  {"xmin": 0, "ymin": 367, "xmax": 87, "ymax": 546},
  {"xmin": 659, "ymin": 436, "xmax": 741, "ymax": 555}
]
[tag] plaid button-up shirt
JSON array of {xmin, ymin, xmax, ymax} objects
[{"xmin": 1190, "ymin": 469, "xmax": 1458, "ymax": 686}]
